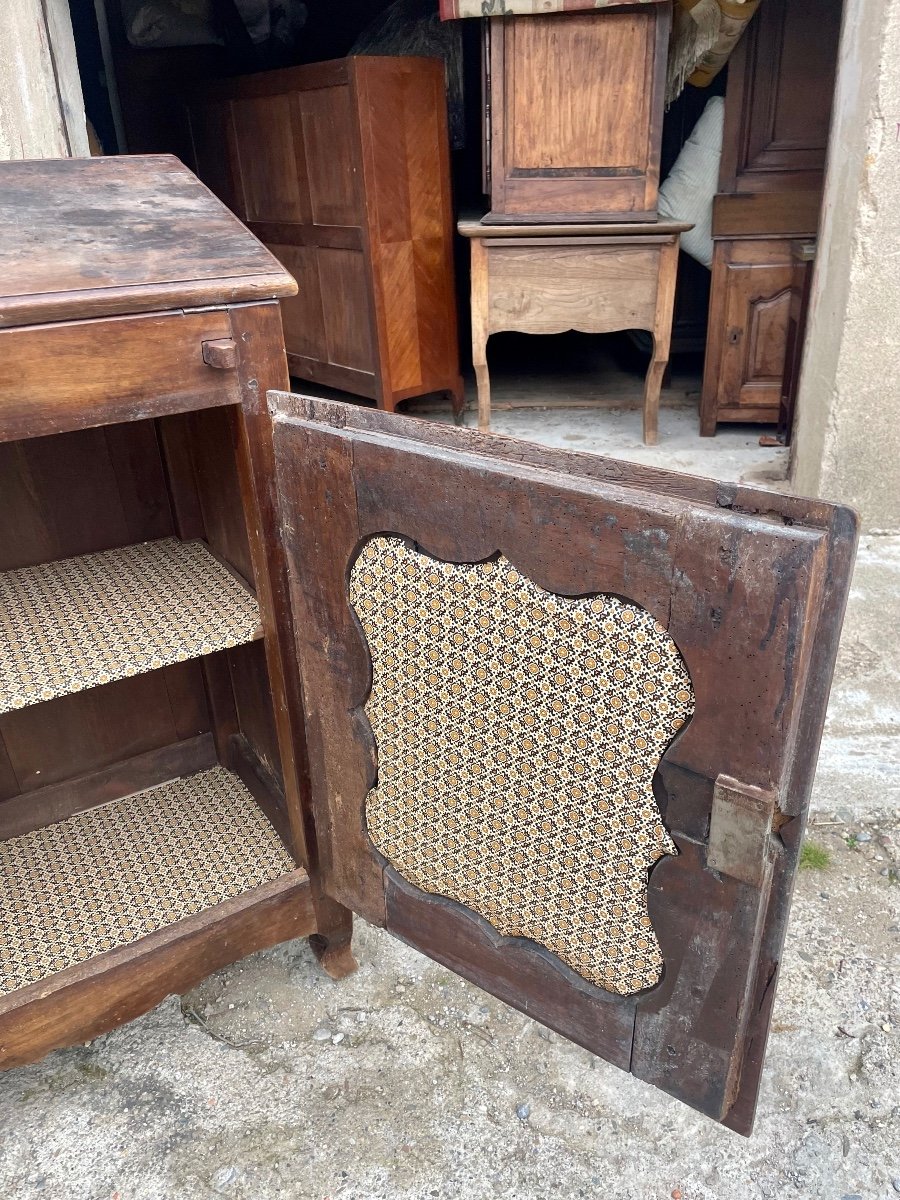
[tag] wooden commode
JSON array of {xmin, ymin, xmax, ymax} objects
[
  {"xmin": 0, "ymin": 157, "xmax": 856, "ymax": 1137},
  {"xmin": 459, "ymin": 217, "xmax": 691, "ymax": 443}
]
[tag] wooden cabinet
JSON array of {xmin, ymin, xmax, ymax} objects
[
  {"xmin": 0, "ymin": 157, "xmax": 857, "ymax": 1137},
  {"xmin": 0, "ymin": 155, "xmax": 355, "ymax": 1069},
  {"xmin": 702, "ymin": 239, "xmax": 794, "ymax": 426},
  {"xmin": 701, "ymin": 0, "xmax": 842, "ymax": 432},
  {"xmin": 187, "ymin": 57, "xmax": 463, "ymax": 415},
  {"xmin": 482, "ymin": 6, "xmax": 671, "ymax": 223}
]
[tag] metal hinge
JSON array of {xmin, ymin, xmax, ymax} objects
[{"xmin": 707, "ymin": 774, "xmax": 779, "ymax": 888}]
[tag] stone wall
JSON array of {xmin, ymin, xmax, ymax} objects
[
  {"xmin": 0, "ymin": 0, "xmax": 88, "ymax": 159},
  {"xmin": 791, "ymin": 0, "xmax": 900, "ymax": 532}
]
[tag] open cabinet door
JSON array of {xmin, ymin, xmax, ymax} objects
[{"xmin": 270, "ymin": 394, "xmax": 856, "ymax": 1135}]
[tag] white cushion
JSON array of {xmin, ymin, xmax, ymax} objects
[{"xmin": 658, "ymin": 96, "xmax": 725, "ymax": 270}]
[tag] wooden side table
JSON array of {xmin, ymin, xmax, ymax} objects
[{"xmin": 458, "ymin": 219, "xmax": 692, "ymax": 444}]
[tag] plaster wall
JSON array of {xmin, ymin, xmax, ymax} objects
[
  {"xmin": 792, "ymin": 0, "xmax": 900, "ymax": 531},
  {"xmin": 0, "ymin": 0, "xmax": 88, "ymax": 159}
]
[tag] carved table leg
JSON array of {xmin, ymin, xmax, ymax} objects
[
  {"xmin": 643, "ymin": 237, "xmax": 680, "ymax": 447},
  {"xmin": 470, "ymin": 237, "xmax": 492, "ymax": 432}
]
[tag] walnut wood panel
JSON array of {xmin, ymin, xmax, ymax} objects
[
  {"xmin": 187, "ymin": 58, "xmax": 461, "ymax": 414},
  {"xmin": 485, "ymin": 7, "xmax": 670, "ymax": 222},
  {"xmin": 0, "ymin": 733, "xmax": 217, "ymax": 840},
  {"xmin": 0, "ymin": 662, "xmax": 209, "ymax": 801},
  {"xmin": 719, "ymin": 0, "xmax": 842, "ymax": 195},
  {"xmin": 270, "ymin": 393, "xmax": 856, "ymax": 1130},
  {"xmin": 0, "ymin": 311, "xmax": 241, "ymax": 443},
  {"xmin": 0, "ymin": 157, "xmax": 295, "ymax": 328},
  {"xmin": 0, "ymin": 872, "xmax": 315, "ymax": 1070},
  {"xmin": 700, "ymin": 240, "xmax": 794, "ymax": 433},
  {"xmin": 0, "ymin": 422, "xmax": 172, "ymax": 571}
]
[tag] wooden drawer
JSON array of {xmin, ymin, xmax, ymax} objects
[{"xmin": 0, "ymin": 309, "xmax": 240, "ymax": 442}]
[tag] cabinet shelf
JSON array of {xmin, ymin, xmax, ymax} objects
[
  {"xmin": 0, "ymin": 765, "xmax": 298, "ymax": 998},
  {"xmin": 0, "ymin": 537, "xmax": 262, "ymax": 713}
]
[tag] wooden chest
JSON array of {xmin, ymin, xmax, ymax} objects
[
  {"xmin": 0, "ymin": 157, "xmax": 856, "ymax": 1136},
  {"xmin": 186, "ymin": 57, "xmax": 463, "ymax": 415},
  {"xmin": 482, "ymin": 6, "xmax": 671, "ymax": 223}
]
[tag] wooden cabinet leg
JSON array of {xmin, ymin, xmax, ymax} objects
[
  {"xmin": 474, "ymin": 356, "xmax": 491, "ymax": 432},
  {"xmin": 644, "ymin": 238, "xmax": 679, "ymax": 446},
  {"xmin": 642, "ymin": 354, "xmax": 664, "ymax": 446},
  {"xmin": 447, "ymin": 376, "xmax": 466, "ymax": 425},
  {"xmin": 470, "ymin": 238, "xmax": 491, "ymax": 432},
  {"xmin": 309, "ymin": 901, "xmax": 358, "ymax": 980}
]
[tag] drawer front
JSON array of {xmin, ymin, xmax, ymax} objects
[
  {"xmin": 486, "ymin": 244, "xmax": 660, "ymax": 336},
  {"xmin": 0, "ymin": 310, "xmax": 240, "ymax": 442}
]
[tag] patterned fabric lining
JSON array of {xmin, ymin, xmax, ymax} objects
[
  {"xmin": 0, "ymin": 766, "xmax": 297, "ymax": 996},
  {"xmin": 350, "ymin": 536, "xmax": 694, "ymax": 996},
  {"xmin": 0, "ymin": 538, "xmax": 262, "ymax": 713}
]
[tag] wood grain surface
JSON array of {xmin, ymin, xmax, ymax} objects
[{"xmin": 269, "ymin": 393, "xmax": 857, "ymax": 1132}]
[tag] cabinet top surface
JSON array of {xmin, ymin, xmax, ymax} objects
[{"xmin": 0, "ymin": 155, "xmax": 297, "ymax": 329}]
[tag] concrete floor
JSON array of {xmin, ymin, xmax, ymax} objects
[{"xmin": 1, "ymin": 392, "xmax": 897, "ymax": 1200}]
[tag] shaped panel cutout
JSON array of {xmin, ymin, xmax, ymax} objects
[{"xmin": 349, "ymin": 536, "xmax": 694, "ymax": 996}]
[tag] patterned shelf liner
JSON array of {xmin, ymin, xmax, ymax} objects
[
  {"xmin": 0, "ymin": 538, "xmax": 263, "ymax": 714},
  {"xmin": 0, "ymin": 766, "xmax": 299, "ymax": 997}
]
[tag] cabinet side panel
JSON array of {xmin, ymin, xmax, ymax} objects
[{"xmin": 355, "ymin": 59, "xmax": 460, "ymax": 402}]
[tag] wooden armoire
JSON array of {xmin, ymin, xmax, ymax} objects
[
  {"xmin": 0, "ymin": 156, "xmax": 857, "ymax": 1137},
  {"xmin": 186, "ymin": 57, "xmax": 463, "ymax": 416},
  {"xmin": 699, "ymin": 0, "xmax": 843, "ymax": 433}
]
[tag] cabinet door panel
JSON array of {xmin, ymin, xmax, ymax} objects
[
  {"xmin": 272, "ymin": 393, "xmax": 856, "ymax": 1134},
  {"xmin": 487, "ymin": 8, "xmax": 670, "ymax": 222},
  {"xmin": 720, "ymin": 247, "xmax": 793, "ymax": 416}
]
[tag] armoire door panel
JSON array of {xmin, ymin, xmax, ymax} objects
[
  {"xmin": 318, "ymin": 248, "xmax": 375, "ymax": 374},
  {"xmin": 271, "ymin": 392, "xmax": 856, "ymax": 1133},
  {"xmin": 298, "ymin": 87, "xmax": 362, "ymax": 228},
  {"xmin": 231, "ymin": 95, "xmax": 306, "ymax": 224}
]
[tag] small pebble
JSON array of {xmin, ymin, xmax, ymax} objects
[
  {"xmin": 515, "ymin": 1103, "xmax": 531, "ymax": 1121},
  {"xmin": 332, "ymin": 1032, "xmax": 346, "ymax": 1045},
  {"xmin": 312, "ymin": 1026, "xmax": 332, "ymax": 1042},
  {"xmin": 891, "ymin": 1178, "xmax": 900, "ymax": 1194},
  {"xmin": 212, "ymin": 1166, "xmax": 238, "ymax": 1189},
  {"xmin": 856, "ymin": 831, "xmax": 872, "ymax": 843},
  {"xmin": 881, "ymin": 1023, "xmax": 892, "ymax": 1032}
]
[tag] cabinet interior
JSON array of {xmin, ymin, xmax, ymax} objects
[{"xmin": 0, "ymin": 407, "xmax": 302, "ymax": 1005}]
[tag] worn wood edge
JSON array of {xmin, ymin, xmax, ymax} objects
[
  {"xmin": 0, "ymin": 732, "xmax": 217, "ymax": 840},
  {"xmin": 457, "ymin": 218, "xmax": 693, "ymax": 238},
  {"xmin": 385, "ymin": 870, "xmax": 635, "ymax": 1070},
  {"xmin": 0, "ymin": 869, "xmax": 313, "ymax": 1068},
  {"xmin": 229, "ymin": 730, "xmax": 296, "ymax": 859},
  {"xmin": 0, "ymin": 274, "xmax": 297, "ymax": 331},
  {"xmin": 722, "ymin": 507, "xmax": 860, "ymax": 1134},
  {"xmin": 267, "ymin": 390, "xmax": 849, "ymax": 532}
]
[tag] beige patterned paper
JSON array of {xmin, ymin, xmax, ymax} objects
[
  {"xmin": 350, "ymin": 536, "xmax": 694, "ymax": 996},
  {"xmin": 0, "ymin": 538, "xmax": 262, "ymax": 713},
  {"xmin": 0, "ymin": 766, "xmax": 297, "ymax": 996}
]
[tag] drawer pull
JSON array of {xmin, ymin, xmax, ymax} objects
[{"xmin": 202, "ymin": 338, "xmax": 238, "ymax": 369}]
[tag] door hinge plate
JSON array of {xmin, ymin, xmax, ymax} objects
[{"xmin": 707, "ymin": 774, "xmax": 778, "ymax": 888}]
